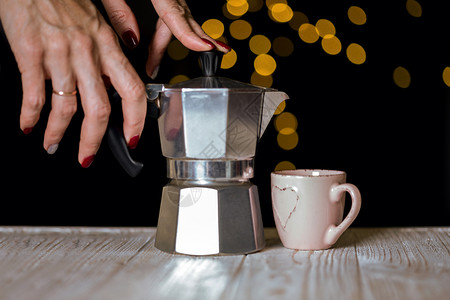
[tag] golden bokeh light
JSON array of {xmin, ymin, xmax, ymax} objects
[
  {"xmin": 393, "ymin": 66, "xmax": 411, "ymax": 88},
  {"xmin": 270, "ymin": 3, "xmax": 294, "ymax": 23},
  {"xmin": 167, "ymin": 40, "xmax": 189, "ymax": 61},
  {"xmin": 321, "ymin": 34, "xmax": 342, "ymax": 55},
  {"xmin": 289, "ymin": 11, "xmax": 309, "ymax": 31},
  {"xmin": 227, "ymin": 0, "xmax": 249, "ymax": 17},
  {"xmin": 201, "ymin": 19, "xmax": 224, "ymax": 39},
  {"xmin": 249, "ymin": 35, "xmax": 271, "ymax": 55},
  {"xmin": 443, "ymin": 67, "xmax": 450, "ymax": 87},
  {"xmin": 274, "ymin": 160, "xmax": 296, "ymax": 171},
  {"xmin": 229, "ymin": 19, "xmax": 253, "ymax": 40},
  {"xmin": 254, "ymin": 54, "xmax": 277, "ymax": 76},
  {"xmin": 221, "ymin": 49, "xmax": 238, "ymax": 69},
  {"xmin": 274, "ymin": 100, "xmax": 286, "ymax": 115},
  {"xmin": 277, "ymin": 131, "xmax": 299, "ymax": 150},
  {"xmin": 273, "ymin": 36, "xmax": 294, "ymax": 57},
  {"xmin": 346, "ymin": 43, "xmax": 366, "ymax": 64},
  {"xmin": 275, "ymin": 112, "xmax": 297, "ymax": 135},
  {"xmin": 315, "ymin": 19, "xmax": 336, "ymax": 37},
  {"xmin": 298, "ymin": 23, "xmax": 319, "ymax": 44},
  {"xmin": 169, "ymin": 74, "xmax": 190, "ymax": 84},
  {"xmin": 250, "ymin": 71, "xmax": 273, "ymax": 87},
  {"xmin": 406, "ymin": 0, "xmax": 422, "ymax": 17},
  {"xmin": 348, "ymin": 6, "xmax": 367, "ymax": 25}
]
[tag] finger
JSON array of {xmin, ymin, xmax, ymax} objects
[
  {"xmin": 97, "ymin": 26, "xmax": 146, "ymax": 149},
  {"xmin": 150, "ymin": 0, "xmax": 215, "ymax": 51},
  {"xmin": 146, "ymin": 18, "xmax": 172, "ymax": 78},
  {"xmin": 101, "ymin": 0, "xmax": 140, "ymax": 49},
  {"xmin": 19, "ymin": 65, "xmax": 46, "ymax": 134},
  {"xmin": 43, "ymin": 37, "xmax": 78, "ymax": 154},
  {"xmin": 71, "ymin": 35, "xmax": 111, "ymax": 167},
  {"xmin": 44, "ymin": 91, "xmax": 77, "ymax": 155}
]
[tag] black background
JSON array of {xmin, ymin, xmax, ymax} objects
[{"xmin": 1, "ymin": 1, "xmax": 449, "ymax": 227}]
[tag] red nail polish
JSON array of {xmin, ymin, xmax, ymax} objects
[
  {"xmin": 122, "ymin": 30, "xmax": 138, "ymax": 49},
  {"xmin": 215, "ymin": 40, "xmax": 231, "ymax": 51},
  {"xmin": 81, "ymin": 155, "xmax": 95, "ymax": 168},
  {"xmin": 128, "ymin": 135, "xmax": 140, "ymax": 149},
  {"xmin": 201, "ymin": 38, "xmax": 216, "ymax": 49},
  {"xmin": 23, "ymin": 127, "xmax": 33, "ymax": 135}
]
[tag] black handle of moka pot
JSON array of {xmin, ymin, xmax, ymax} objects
[
  {"xmin": 106, "ymin": 89, "xmax": 144, "ymax": 178},
  {"xmin": 198, "ymin": 50, "xmax": 224, "ymax": 77},
  {"xmin": 198, "ymin": 50, "xmax": 224, "ymax": 88}
]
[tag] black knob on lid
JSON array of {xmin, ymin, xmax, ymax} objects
[{"xmin": 199, "ymin": 51, "xmax": 224, "ymax": 77}]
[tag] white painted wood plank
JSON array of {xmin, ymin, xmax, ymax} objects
[
  {"xmin": 354, "ymin": 227, "xmax": 450, "ymax": 300},
  {"xmin": 0, "ymin": 227, "xmax": 155, "ymax": 300},
  {"xmin": 0, "ymin": 227, "xmax": 448, "ymax": 300},
  {"xmin": 223, "ymin": 229, "xmax": 363, "ymax": 300}
]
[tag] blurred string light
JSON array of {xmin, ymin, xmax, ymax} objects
[
  {"xmin": 347, "ymin": 6, "xmax": 367, "ymax": 25},
  {"xmin": 249, "ymin": 35, "xmax": 271, "ymax": 55},
  {"xmin": 315, "ymin": 19, "xmax": 335, "ymax": 37},
  {"xmin": 169, "ymin": 74, "xmax": 190, "ymax": 84},
  {"xmin": 201, "ymin": 19, "xmax": 224, "ymax": 39},
  {"xmin": 269, "ymin": 3, "xmax": 294, "ymax": 23},
  {"xmin": 346, "ymin": 43, "xmax": 366, "ymax": 64},
  {"xmin": 393, "ymin": 66, "xmax": 411, "ymax": 88},
  {"xmin": 443, "ymin": 67, "xmax": 450, "ymax": 87},
  {"xmin": 254, "ymin": 54, "xmax": 277, "ymax": 76},
  {"xmin": 275, "ymin": 111, "xmax": 297, "ymax": 135},
  {"xmin": 274, "ymin": 160, "xmax": 296, "ymax": 171},
  {"xmin": 322, "ymin": 35, "xmax": 342, "ymax": 55},
  {"xmin": 251, "ymin": 71, "xmax": 273, "ymax": 87},
  {"xmin": 221, "ymin": 49, "xmax": 238, "ymax": 69},
  {"xmin": 406, "ymin": 0, "xmax": 422, "ymax": 17},
  {"xmin": 272, "ymin": 36, "xmax": 294, "ymax": 57},
  {"xmin": 229, "ymin": 19, "xmax": 252, "ymax": 40},
  {"xmin": 298, "ymin": 23, "xmax": 319, "ymax": 43},
  {"xmin": 226, "ymin": 0, "xmax": 249, "ymax": 17}
]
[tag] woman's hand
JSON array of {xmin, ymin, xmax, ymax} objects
[
  {"xmin": 0, "ymin": 0, "xmax": 147, "ymax": 167},
  {"xmin": 0, "ymin": 0, "xmax": 230, "ymax": 168}
]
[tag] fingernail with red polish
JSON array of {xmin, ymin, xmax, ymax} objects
[
  {"xmin": 215, "ymin": 40, "xmax": 231, "ymax": 51},
  {"xmin": 201, "ymin": 38, "xmax": 216, "ymax": 49},
  {"xmin": 128, "ymin": 135, "xmax": 140, "ymax": 150},
  {"xmin": 122, "ymin": 30, "xmax": 138, "ymax": 49},
  {"xmin": 81, "ymin": 155, "xmax": 95, "ymax": 168},
  {"xmin": 23, "ymin": 127, "xmax": 33, "ymax": 135}
]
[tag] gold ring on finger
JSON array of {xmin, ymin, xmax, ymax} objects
[{"xmin": 53, "ymin": 90, "xmax": 77, "ymax": 97}]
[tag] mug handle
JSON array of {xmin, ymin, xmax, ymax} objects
[{"xmin": 324, "ymin": 183, "xmax": 361, "ymax": 247}]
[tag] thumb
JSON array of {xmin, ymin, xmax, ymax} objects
[{"xmin": 101, "ymin": 0, "xmax": 140, "ymax": 49}]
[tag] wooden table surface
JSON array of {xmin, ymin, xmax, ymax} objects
[{"xmin": 0, "ymin": 227, "xmax": 448, "ymax": 300}]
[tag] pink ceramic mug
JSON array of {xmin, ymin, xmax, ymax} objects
[{"xmin": 271, "ymin": 169, "xmax": 361, "ymax": 250}]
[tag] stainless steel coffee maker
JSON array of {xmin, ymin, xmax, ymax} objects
[{"xmin": 108, "ymin": 51, "xmax": 289, "ymax": 255}]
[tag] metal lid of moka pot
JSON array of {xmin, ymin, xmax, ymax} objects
[{"xmin": 147, "ymin": 51, "xmax": 289, "ymax": 160}]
